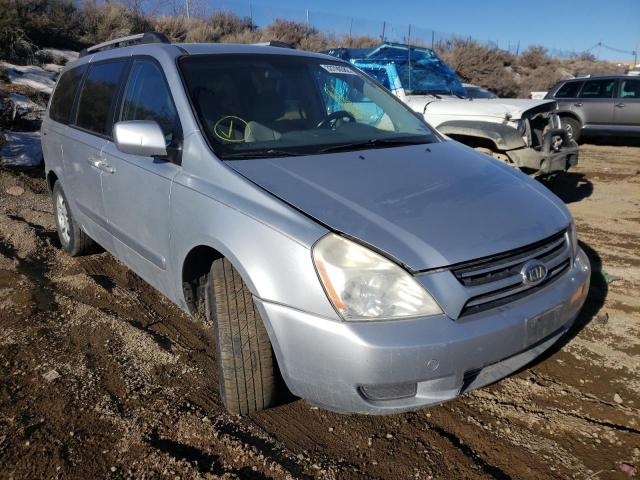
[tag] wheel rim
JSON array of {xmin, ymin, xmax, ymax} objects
[
  {"xmin": 56, "ymin": 192, "xmax": 71, "ymax": 245},
  {"xmin": 564, "ymin": 123, "xmax": 574, "ymax": 139}
]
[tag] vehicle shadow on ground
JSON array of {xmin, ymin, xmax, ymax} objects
[
  {"xmin": 542, "ymin": 173, "xmax": 594, "ymax": 204},
  {"xmin": 582, "ymin": 137, "xmax": 640, "ymax": 148},
  {"xmin": 519, "ymin": 241, "xmax": 607, "ymax": 370}
]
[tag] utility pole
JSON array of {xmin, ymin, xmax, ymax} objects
[
  {"xmin": 306, "ymin": 8, "xmax": 309, "ymax": 29},
  {"xmin": 249, "ymin": 0, "xmax": 253, "ymax": 27},
  {"xmin": 431, "ymin": 30, "xmax": 434, "ymax": 49},
  {"xmin": 381, "ymin": 21, "xmax": 386, "ymax": 43},
  {"xmin": 185, "ymin": 0, "xmax": 189, "ymax": 19},
  {"xmin": 407, "ymin": 24, "xmax": 411, "ymax": 45},
  {"xmin": 348, "ymin": 18, "xmax": 353, "ymax": 46}
]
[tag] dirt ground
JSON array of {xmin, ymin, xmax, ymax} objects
[{"xmin": 0, "ymin": 143, "xmax": 638, "ymax": 480}]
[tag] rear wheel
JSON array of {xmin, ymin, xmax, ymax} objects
[
  {"xmin": 208, "ymin": 258, "xmax": 277, "ymax": 414},
  {"xmin": 561, "ymin": 117, "xmax": 581, "ymax": 143},
  {"xmin": 52, "ymin": 182, "xmax": 94, "ymax": 256}
]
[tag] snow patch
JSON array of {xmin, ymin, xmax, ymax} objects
[
  {"xmin": 1, "ymin": 62, "xmax": 57, "ymax": 94},
  {"xmin": 8, "ymin": 93, "xmax": 44, "ymax": 115},
  {"xmin": 0, "ymin": 132, "xmax": 43, "ymax": 167}
]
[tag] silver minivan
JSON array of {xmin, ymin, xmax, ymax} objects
[{"xmin": 42, "ymin": 32, "xmax": 591, "ymax": 415}]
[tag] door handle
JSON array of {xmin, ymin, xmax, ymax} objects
[
  {"xmin": 87, "ymin": 156, "xmax": 102, "ymax": 169},
  {"xmin": 86, "ymin": 157, "xmax": 115, "ymax": 174},
  {"xmin": 615, "ymin": 103, "xmax": 625, "ymax": 108},
  {"xmin": 573, "ymin": 102, "xmax": 583, "ymax": 107},
  {"xmin": 99, "ymin": 162, "xmax": 116, "ymax": 174}
]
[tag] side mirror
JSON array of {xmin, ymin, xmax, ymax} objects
[{"xmin": 113, "ymin": 120, "xmax": 167, "ymax": 157}]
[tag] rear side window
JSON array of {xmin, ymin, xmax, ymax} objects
[
  {"xmin": 120, "ymin": 59, "xmax": 181, "ymax": 143},
  {"xmin": 619, "ymin": 78, "xmax": 640, "ymax": 98},
  {"xmin": 76, "ymin": 60, "xmax": 127, "ymax": 137},
  {"xmin": 579, "ymin": 79, "xmax": 616, "ymax": 99},
  {"xmin": 49, "ymin": 65, "xmax": 86, "ymax": 124},
  {"xmin": 554, "ymin": 81, "xmax": 583, "ymax": 99}
]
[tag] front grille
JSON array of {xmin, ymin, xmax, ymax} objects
[{"xmin": 453, "ymin": 230, "xmax": 571, "ymax": 317}]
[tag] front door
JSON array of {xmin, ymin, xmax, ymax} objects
[{"xmin": 100, "ymin": 58, "xmax": 183, "ymax": 295}]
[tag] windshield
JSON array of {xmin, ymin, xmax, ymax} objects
[
  {"xmin": 179, "ymin": 54, "xmax": 439, "ymax": 159},
  {"xmin": 364, "ymin": 44, "xmax": 466, "ymax": 97}
]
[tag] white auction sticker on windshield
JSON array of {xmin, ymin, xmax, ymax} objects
[{"xmin": 320, "ymin": 64, "xmax": 356, "ymax": 75}]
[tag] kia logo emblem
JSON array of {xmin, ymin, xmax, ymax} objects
[{"xmin": 520, "ymin": 260, "xmax": 548, "ymax": 286}]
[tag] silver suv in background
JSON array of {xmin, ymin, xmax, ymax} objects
[
  {"xmin": 42, "ymin": 33, "xmax": 591, "ymax": 415},
  {"xmin": 545, "ymin": 75, "xmax": 640, "ymax": 142}
]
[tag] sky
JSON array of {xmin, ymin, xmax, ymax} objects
[{"xmin": 220, "ymin": 0, "xmax": 640, "ymax": 61}]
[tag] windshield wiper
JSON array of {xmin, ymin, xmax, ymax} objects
[
  {"xmin": 220, "ymin": 148, "xmax": 304, "ymax": 160},
  {"xmin": 318, "ymin": 138, "xmax": 432, "ymax": 154}
]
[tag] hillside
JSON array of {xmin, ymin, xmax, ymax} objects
[{"xmin": 1, "ymin": 0, "xmax": 626, "ymax": 100}]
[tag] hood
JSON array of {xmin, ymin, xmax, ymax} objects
[
  {"xmin": 228, "ymin": 141, "xmax": 570, "ymax": 271},
  {"xmin": 405, "ymin": 95, "xmax": 556, "ymax": 120}
]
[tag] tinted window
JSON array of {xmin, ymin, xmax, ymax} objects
[
  {"xmin": 120, "ymin": 59, "xmax": 181, "ymax": 143},
  {"xmin": 579, "ymin": 79, "xmax": 616, "ymax": 98},
  {"xmin": 619, "ymin": 78, "xmax": 640, "ymax": 99},
  {"xmin": 49, "ymin": 65, "xmax": 86, "ymax": 124},
  {"xmin": 555, "ymin": 81, "xmax": 583, "ymax": 98},
  {"xmin": 76, "ymin": 60, "xmax": 127, "ymax": 136}
]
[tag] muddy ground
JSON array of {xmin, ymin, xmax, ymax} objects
[{"xmin": 0, "ymin": 143, "xmax": 638, "ymax": 480}]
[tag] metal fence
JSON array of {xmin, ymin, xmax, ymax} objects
[{"xmin": 189, "ymin": 0, "xmax": 584, "ymax": 58}]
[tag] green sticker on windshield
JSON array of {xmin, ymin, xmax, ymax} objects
[{"xmin": 321, "ymin": 64, "xmax": 356, "ymax": 75}]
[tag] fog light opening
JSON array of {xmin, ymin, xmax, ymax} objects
[{"xmin": 359, "ymin": 383, "xmax": 417, "ymax": 401}]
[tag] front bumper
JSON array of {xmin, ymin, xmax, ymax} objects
[
  {"xmin": 506, "ymin": 128, "xmax": 579, "ymax": 175},
  {"xmin": 256, "ymin": 248, "xmax": 591, "ymax": 414}
]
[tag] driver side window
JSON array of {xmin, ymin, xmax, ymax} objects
[{"xmin": 120, "ymin": 59, "xmax": 181, "ymax": 144}]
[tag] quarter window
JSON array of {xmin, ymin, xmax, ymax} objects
[
  {"xmin": 120, "ymin": 59, "xmax": 181, "ymax": 143},
  {"xmin": 76, "ymin": 60, "xmax": 127, "ymax": 137},
  {"xmin": 49, "ymin": 65, "xmax": 86, "ymax": 124},
  {"xmin": 554, "ymin": 81, "xmax": 582, "ymax": 99},
  {"xmin": 619, "ymin": 79, "xmax": 640, "ymax": 99},
  {"xmin": 579, "ymin": 79, "xmax": 616, "ymax": 99}
]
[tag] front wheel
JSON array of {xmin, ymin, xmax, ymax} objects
[
  {"xmin": 208, "ymin": 258, "xmax": 277, "ymax": 414},
  {"xmin": 561, "ymin": 117, "xmax": 581, "ymax": 143}
]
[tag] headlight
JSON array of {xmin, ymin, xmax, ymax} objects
[
  {"xmin": 312, "ymin": 234, "xmax": 442, "ymax": 321},
  {"xmin": 568, "ymin": 222, "xmax": 579, "ymax": 259}
]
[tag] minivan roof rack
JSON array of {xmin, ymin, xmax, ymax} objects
[
  {"xmin": 79, "ymin": 32, "xmax": 170, "ymax": 58},
  {"xmin": 253, "ymin": 41, "xmax": 295, "ymax": 49}
]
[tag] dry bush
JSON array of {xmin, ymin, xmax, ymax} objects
[
  {"xmin": 345, "ymin": 35, "xmax": 379, "ymax": 49},
  {"xmin": 260, "ymin": 19, "xmax": 325, "ymax": 49},
  {"xmin": 518, "ymin": 45, "xmax": 552, "ymax": 70},
  {"xmin": 79, "ymin": 2, "xmax": 152, "ymax": 44},
  {"xmin": 439, "ymin": 38, "xmax": 519, "ymax": 97},
  {"xmin": 152, "ymin": 15, "xmax": 192, "ymax": 42}
]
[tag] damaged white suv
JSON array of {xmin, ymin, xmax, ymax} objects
[{"xmin": 325, "ymin": 43, "xmax": 579, "ymax": 176}]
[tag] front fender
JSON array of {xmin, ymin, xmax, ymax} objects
[
  {"xmin": 437, "ymin": 120, "xmax": 526, "ymax": 151},
  {"xmin": 168, "ymin": 170, "xmax": 338, "ymax": 321}
]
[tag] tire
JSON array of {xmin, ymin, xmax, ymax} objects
[
  {"xmin": 561, "ymin": 116, "xmax": 581, "ymax": 143},
  {"xmin": 208, "ymin": 258, "xmax": 276, "ymax": 415},
  {"xmin": 52, "ymin": 181, "xmax": 94, "ymax": 256}
]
